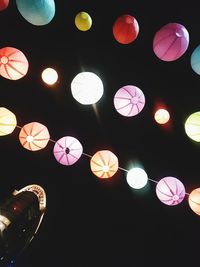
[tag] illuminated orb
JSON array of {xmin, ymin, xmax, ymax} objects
[
  {"xmin": 188, "ymin": 188, "xmax": 200, "ymax": 216},
  {"xmin": 0, "ymin": 0, "xmax": 9, "ymax": 11},
  {"xmin": 153, "ymin": 23, "xmax": 189, "ymax": 61},
  {"xmin": 154, "ymin": 108, "xmax": 170, "ymax": 124},
  {"xmin": 90, "ymin": 150, "xmax": 118, "ymax": 179},
  {"xmin": 53, "ymin": 136, "xmax": 83, "ymax": 166},
  {"xmin": 19, "ymin": 122, "xmax": 50, "ymax": 151},
  {"xmin": 113, "ymin": 85, "xmax": 145, "ymax": 117},
  {"xmin": 41, "ymin": 68, "xmax": 58, "ymax": 85},
  {"xmin": 156, "ymin": 176, "xmax": 185, "ymax": 206},
  {"xmin": 0, "ymin": 47, "xmax": 29, "ymax": 80},
  {"xmin": 71, "ymin": 72, "xmax": 104, "ymax": 105},
  {"xmin": 126, "ymin": 167, "xmax": 148, "ymax": 189},
  {"xmin": 0, "ymin": 107, "xmax": 17, "ymax": 136},
  {"xmin": 75, "ymin": 11, "xmax": 92, "ymax": 31},
  {"xmin": 185, "ymin": 111, "xmax": 200, "ymax": 142},
  {"xmin": 112, "ymin": 14, "xmax": 139, "ymax": 44},
  {"xmin": 191, "ymin": 44, "xmax": 200, "ymax": 75}
]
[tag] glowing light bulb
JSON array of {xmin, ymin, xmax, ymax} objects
[
  {"xmin": 154, "ymin": 108, "xmax": 170, "ymax": 124},
  {"xmin": 41, "ymin": 68, "xmax": 58, "ymax": 85}
]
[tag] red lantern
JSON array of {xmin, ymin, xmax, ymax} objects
[{"xmin": 0, "ymin": 0, "xmax": 9, "ymax": 11}]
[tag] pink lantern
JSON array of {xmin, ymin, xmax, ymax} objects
[
  {"xmin": 156, "ymin": 176, "xmax": 185, "ymax": 206},
  {"xmin": 0, "ymin": 47, "xmax": 29, "ymax": 80},
  {"xmin": 153, "ymin": 23, "xmax": 189, "ymax": 61},
  {"xmin": 113, "ymin": 85, "xmax": 145, "ymax": 117},
  {"xmin": 19, "ymin": 122, "xmax": 50, "ymax": 151},
  {"xmin": 53, "ymin": 136, "xmax": 83, "ymax": 166}
]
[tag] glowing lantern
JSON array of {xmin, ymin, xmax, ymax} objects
[
  {"xmin": 0, "ymin": 107, "xmax": 17, "ymax": 136},
  {"xmin": 0, "ymin": 0, "xmax": 9, "ymax": 11},
  {"xmin": 154, "ymin": 108, "xmax": 170, "ymax": 124},
  {"xmin": 112, "ymin": 14, "xmax": 139, "ymax": 44},
  {"xmin": 16, "ymin": 0, "xmax": 55, "ymax": 26},
  {"xmin": 75, "ymin": 11, "xmax": 92, "ymax": 31},
  {"xmin": 90, "ymin": 150, "xmax": 118, "ymax": 179},
  {"xmin": 156, "ymin": 176, "xmax": 185, "ymax": 206},
  {"xmin": 113, "ymin": 85, "xmax": 145, "ymax": 117},
  {"xmin": 41, "ymin": 68, "xmax": 58, "ymax": 85},
  {"xmin": 153, "ymin": 23, "xmax": 189, "ymax": 61},
  {"xmin": 188, "ymin": 188, "xmax": 200, "ymax": 216},
  {"xmin": 0, "ymin": 47, "xmax": 29, "ymax": 80},
  {"xmin": 53, "ymin": 136, "xmax": 83, "ymax": 166},
  {"xmin": 71, "ymin": 72, "xmax": 104, "ymax": 105},
  {"xmin": 191, "ymin": 44, "xmax": 200, "ymax": 75},
  {"xmin": 126, "ymin": 167, "xmax": 148, "ymax": 189},
  {"xmin": 185, "ymin": 111, "xmax": 200, "ymax": 142},
  {"xmin": 19, "ymin": 122, "xmax": 50, "ymax": 151}
]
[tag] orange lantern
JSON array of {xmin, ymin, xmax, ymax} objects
[
  {"xmin": 19, "ymin": 122, "xmax": 50, "ymax": 151},
  {"xmin": 90, "ymin": 150, "xmax": 118, "ymax": 178},
  {"xmin": 188, "ymin": 188, "xmax": 200, "ymax": 215},
  {"xmin": 0, "ymin": 107, "xmax": 17, "ymax": 136}
]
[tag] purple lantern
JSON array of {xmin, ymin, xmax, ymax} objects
[
  {"xmin": 113, "ymin": 85, "xmax": 145, "ymax": 117},
  {"xmin": 53, "ymin": 136, "xmax": 83, "ymax": 166},
  {"xmin": 153, "ymin": 23, "xmax": 189, "ymax": 61},
  {"xmin": 156, "ymin": 176, "xmax": 185, "ymax": 206}
]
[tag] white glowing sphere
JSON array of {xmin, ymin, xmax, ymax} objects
[
  {"xmin": 154, "ymin": 108, "xmax": 170, "ymax": 124},
  {"xmin": 41, "ymin": 68, "xmax": 58, "ymax": 85},
  {"xmin": 71, "ymin": 72, "xmax": 104, "ymax": 105},
  {"xmin": 126, "ymin": 167, "xmax": 148, "ymax": 189}
]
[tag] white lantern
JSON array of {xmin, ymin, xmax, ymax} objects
[{"xmin": 126, "ymin": 167, "xmax": 148, "ymax": 189}]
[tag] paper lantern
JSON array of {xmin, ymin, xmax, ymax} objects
[
  {"xmin": 75, "ymin": 11, "xmax": 92, "ymax": 31},
  {"xmin": 113, "ymin": 14, "xmax": 139, "ymax": 44},
  {"xmin": 0, "ymin": 0, "xmax": 9, "ymax": 11},
  {"xmin": 16, "ymin": 0, "xmax": 55, "ymax": 26},
  {"xmin": 191, "ymin": 44, "xmax": 200, "ymax": 75},
  {"xmin": 154, "ymin": 108, "xmax": 170, "ymax": 124},
  {"xmin": 114, "ymin": 85, "xmax": 145, "ymax": 117},
  {"xmin": 184, "ymin": 111, "xmax": 200, "ymax": 142},
  {"xmin": 90, "ymin": 150, "xmax": 118, "ymax": 179},
  {"xmin": 53, "ymin": 136, "xmax": 83, "ymax": 166},
  {"xmin": 71, "ymin": 72, "xmax": 104, "ymax": 105},
  {"xmin": 156, "ymin": 176, "xmax": 185, "ymax": 206},
  {"xmin": 0, "ymin": 47, "xmax": 29, "ymax": 80},
  {"xmin": 153, "ymin": 23, "xmax": 189, "ymax": 61},
  {"xmin": 19, "ymin": 122, "xmax": 50, "ymax": 151},
  {"xmin": 126, "ymin": 167, "xmax": 148, "ymax": 189},
  {"xmin": 188, "ymin": 188, "xmax": 200, "ymax": 216},
  {"xmin": 0, "ymin": 107, "xmax": 17, "ymax": 136},
  {"xmin": 41, "ymin": 67, "xmax": 58, "ymax": 85}
]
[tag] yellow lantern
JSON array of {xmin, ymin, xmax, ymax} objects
[
  {"xmin": 75, "ymin": 11, "xmax": 92, "ymax": 31},
  {"xmin": 185, "ymin": 111, "xmax": 200, "ymax": 142},
  {"xmin": 0, "ymin": 107, "xmax": 17, "ymax": 136}
]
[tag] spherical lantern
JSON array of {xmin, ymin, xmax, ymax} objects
[
  {"xmin": 53, "ymin": 136, "xmax": 83, "ymax": 166},
  {"xmin": 0, "ymin": 0, "xmax": 9, "ymax": 11},
  {"xmin": 191, "ymin": 44, "xmax": 200, "ymax": 75},
  {"xmin": 19, "ymin": 122, "xmax": 50, "ymax": 151},
  {"xmin": 154, "ymin": 108, "xmax": 170, "ymax": 124},
  {"xmin": 0, "ymin": 107, "xmax": 17, "ymax": 136},
  {"xmin": 113, "ymin": 85, "xmax": 145, "ymax": 117},
  {"xmin": 71, "ymin": 72, "xmax": 104, "ymax": 105},
  {"xmin": 112, "ymin": 14, "xmax": 139, "ymax": 44},
  {"xmin": 126, "ymin": 167, "xmax": 148, "ymax": 189},
  {"xmin": 41, "ymin": 67, "xmax": 58, "ymax": 85},
  {"xmin": 184, "ymin": 111, "xmax": 200, "ymax": 142},
  {"xmin": 75, "ymin": 11, "xmax": 92, "ymax": 31},
  {"xmin": 0, "ymin": 47, "xmax": 29, "ymax": 80},
  {"xmin": 156, "ymin": 176, "xmax": 185, "ymax": 206},
  {"xmin": 188, "ymin": 188, "xmax": 200, "ymax": 216},
  {"xmin": 90, "ymin": 150, "xmax": 118, "ymax": 179},
  {"xmin": 16, "ymin": 0, "xmax": 55, "ymax": 26},
  {"xmin": 153, "ymin": 23, "xmax": 189, "ymax": 61}
]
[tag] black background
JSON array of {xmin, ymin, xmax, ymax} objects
[{"xmin": 0, "ymin": 1, "xmax": 200, "ymax": 266}]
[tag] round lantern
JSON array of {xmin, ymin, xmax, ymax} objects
[
  {"xmin": 16, "ymin": 0, "xmax": 55, "ymax": 26},
  {"xmin": 112, "ymin": 14, "xmax": 139, "ymax": 44},
  {"xmin": 41, "ymin": 67, "xmax": 58, "ymax": 85},
  {"xmin": 153, "ymin": 23, "xmax": 189, "ymax": 61},
  {"xmin": 184, "ymin": 111, "xmax": 200, "ymax": 142},
  {"xmin": 156, "ymin": 176, "xmax": 186, "ymax": 206},
  {"xmin": 154, "ymin": 108, "xmax": 170, "ymax": 124},
  {"xmin": 113, "ymin": 85, "xmax": 145, "ymax": 117},
  {"xmin": 126, "ymin": 167, "xmax": 148, "ymax": 189},
  {"xmin": 90, "ymin": 150, "xmax": 118, "ymax": 179},
  {"xmin": 19, "ymin": 122, "xmax": 50, "ymax": 151},
  {"xmin": 71, "ymin": 72, "xmax": 104, "ymax": 105},
  {"xmin": 0, "ymin": 47, "xmax": 29, "ymax": 80},
  {"xmin": 53, "ymin": 136, "xmax": 83, "ymax": 166},
  {"xmin": 188, "ymin": 188, "xmax": 200, "ymax": 216},
  {"xmin": 0, "ymin": 0, "xmax": 9, "ymax": 11},
  {"xmin": 191, "ymin": 44, "xmax": 200, "ymax": 75},
  {"xmin": 0, "ymin": 107, "xmax": 17, "ymax": 136},
  {"xmin": 75, "ymin": 11, "xmax": 92, "ymax": 31}
]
